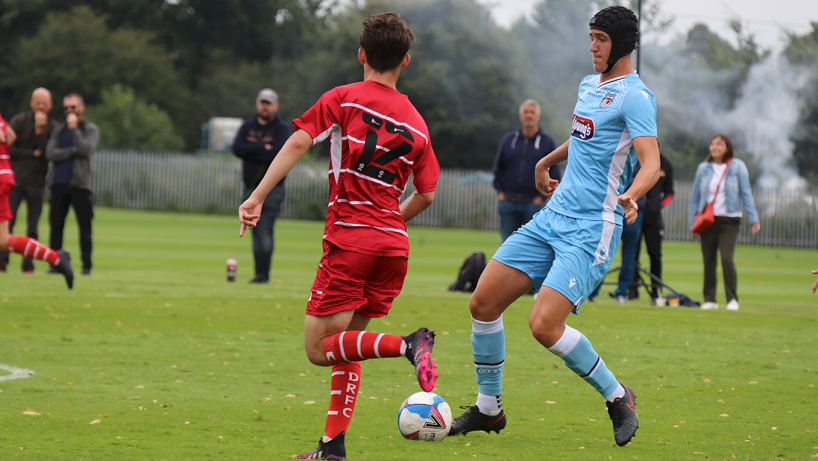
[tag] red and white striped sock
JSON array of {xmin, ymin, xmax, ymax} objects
[
  {"xmin": 324, "ymin": 362, "xmax": 361, "ymax": 439},
  {"xmin": 322, "ymin": 331, "xmax": 406, "ymax": 366},
  {"xmin": 7, "ymin": 235, "xmax": 60, "ymax": 265}
]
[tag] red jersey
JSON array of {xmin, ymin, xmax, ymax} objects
[
  {"xmin": 293, "ymin": 81, "xmax": 440, "ymax": 258},
  {"xmin": 0, "ymin": 114, "xmax": 13, "ymax": 186}
]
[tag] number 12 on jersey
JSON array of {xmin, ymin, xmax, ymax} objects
[{"xmin": 355, "ymin": 112, "xmax": 414, "ymax": 184}]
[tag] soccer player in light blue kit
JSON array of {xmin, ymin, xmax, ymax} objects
[{"xmin": 450, "ymin": 6, "xmax": 660, "ymax": 447}]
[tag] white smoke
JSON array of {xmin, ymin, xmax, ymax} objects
[
  {"xmin": 724, "ymin": 56, "xmax": 812, "ymax": 189},
  {"xmin": 644, "ymin": 46, "xmax": 815, "ymax": 189}
]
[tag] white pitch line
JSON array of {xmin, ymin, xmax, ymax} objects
[{"xmin": 0, "ymin": 364, "xmax": 35, "ymax": 382}]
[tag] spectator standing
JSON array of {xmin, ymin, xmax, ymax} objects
[
  {"xmin": 492, "ymin": 99, "xmax": 560, "ymax": 242},
  {"xmin": 232, "ymin": 89, "xmax": 289, "ymax": 284},
  {"xmin": 0, "ymin": 109, "xmax": 74, "ymax": 288},
  {"xmin": 0, "ymin": 88, "xmax": 57, "ymax": 273},
  {"xmin": 46, "ymin": 93, "xmax": 99, "ymax": 276},
  {"xmin": 632, "ymin": 152, "xmax": 674, "ymax": 301},
  {"xmin": 688, "ymin": 134, "xmax": 760, "ymax": 311}
]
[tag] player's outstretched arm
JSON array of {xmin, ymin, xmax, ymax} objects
[
  {"xmin": 535, "ymin": 140, "xmax": 569, "ymax": 196},
  {"xmin": 400, "ymin": 191, "xmax": 435, "ymax": 223},
  {"xmin": 619, "ymin": 136, "xmax": 660, "ymax": 224},
  {"xmin": 239, "ymin": 129, "xmax": 312, "ymax": 236}
]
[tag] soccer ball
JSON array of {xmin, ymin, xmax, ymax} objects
[{"xmin": 397, "ymin": 392, "xmax": 453, "ymax": 442}]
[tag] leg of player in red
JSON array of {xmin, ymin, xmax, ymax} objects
[
  {"xmin": 0, "ymin": 184, "xmax": 74, "ymax": 288},
  {"xmin": 292, "ymin": 244, "xmax": 438, "ymax": 460}
]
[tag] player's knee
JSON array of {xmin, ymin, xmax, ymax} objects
[
  {"xmin": 468, "ymin": 291, "xmax": 498, "ymax": 322},
  {"xmin": 304, "ymin": 343, "xmax": 330, "ymax": 367},
  {"xmin": 528, "ymin": 315, "xmax": 560, "ymax": 348}
]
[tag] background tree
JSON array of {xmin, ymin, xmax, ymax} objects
[
  {"xmin": 1, "ymin": 6, "xmax": 195, "ymax": 145},
  {"xmin": 85, "ymin": 85, "xmax": 184, "ymax": 151}
]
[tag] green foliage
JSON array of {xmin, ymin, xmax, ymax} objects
[
  {"xmin": 1, "ymin": 5, "xmax": 196, "ymax": 146},
  {"xmin": 386, "ymin": 0, "xmax": 520, "ymax": 168},
  {"xmin": 85, "ymin": 85, "xmax": 184, "ymax": 151},
  {"xmin": 1, "ymin": 208, "xmax": 818, "ymax": 459}
]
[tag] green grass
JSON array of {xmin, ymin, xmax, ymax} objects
[{"xmin": 1, "ymin": 207, "xmax": 817, "ymax": 460}]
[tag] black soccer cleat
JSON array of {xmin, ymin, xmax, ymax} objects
[
  {"xmin": 606, "ymin": 383, "xmax": 638, "ymax": 446},
  {"xmin": 53, "ymin": 249, "xmax": 74, "ymax": 290},
  {"xmin": 402, "ymin": 327, "xmax": 439, "ymax": 392},
  {"xmin": 449, "ymin": 405, "xmax": 506, "ymax": 436},
  {"xmin": 291, "ymin": 431, "xmax": 346, "ymax": 460}
]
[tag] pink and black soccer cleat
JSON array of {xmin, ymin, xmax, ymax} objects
[{"xmin": 402, "ymin": 327, "xmax": 439, "ymax": 392}]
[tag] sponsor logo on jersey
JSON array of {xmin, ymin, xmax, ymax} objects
[
  {"xmin": 570, "ymin": 114, "xmax": 595, "ymax": 141},
  {"xmin": 600, "ymin": 92, "xmax": 616, "ymax": 108},
  {"xmin": 569, "ymin": 277, "xmax": 578, "ymax": 288}
]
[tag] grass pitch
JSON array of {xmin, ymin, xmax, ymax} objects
[{"xmin": 1, "ymin": 208, "xmax": 817, "ymax": 460}]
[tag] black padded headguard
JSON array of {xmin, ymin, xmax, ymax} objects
[{"xmin": 589, "ymin": 6, "xmax": 639, "ymax": 74}]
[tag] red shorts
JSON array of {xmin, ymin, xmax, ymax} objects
[
  {"xmin": 306, "ymin": 241, "xmax": 408, "ymax": 318},
  {"xmin": 0, "ymin": 183, "xmax": 12, "ymax": 222}
]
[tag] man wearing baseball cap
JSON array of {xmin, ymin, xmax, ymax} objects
[{"xmin": 232, "ymin": 89, "xmax": 290, "ymax": 283}]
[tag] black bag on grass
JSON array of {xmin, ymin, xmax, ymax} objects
[
  {"xmin": 664, "ymin": 293, "xmax": 700, "ymax": 308},
  {"xmin": 448, "ymin": 252, "xmax": 487, "ymax": 292}
]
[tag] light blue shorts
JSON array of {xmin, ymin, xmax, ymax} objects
[{"xmin": 492, "ymin": 209, "xmax": 622, "ymax": 312}]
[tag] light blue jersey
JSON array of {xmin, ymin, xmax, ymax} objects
[
  {"xmin": 547, "ymin": 72, "xmax": 657, "ymax": 224},
  {"xmin": 494, "ymin": 71, "xmax": 657, "ymax": 308}
]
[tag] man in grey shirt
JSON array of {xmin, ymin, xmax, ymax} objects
[{"xmin": 46, "ymin": 93, "xmax": 99, "ymax": 275}]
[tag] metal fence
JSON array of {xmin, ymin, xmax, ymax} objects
[{"xmin": 92, "ymin": 150, "xmax": 818, "ymax": 248}]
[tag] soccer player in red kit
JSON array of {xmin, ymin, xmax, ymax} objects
[
  {"xmin": 0, "ymin": 111, "xmax": 73, "ymax": 288},
  {"xmin": 238, "ymin": 12, "xmax": 440, "ymax": 460}
]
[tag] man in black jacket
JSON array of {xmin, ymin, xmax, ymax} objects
[
  {"xmin": 632, "ymin": 152, "xmax": 674, "ymax": 301},
  {"xmin": 492, "ymin": 99, "xmax": 560, "ymax": 242},
  {"xmin": 232, "ymin": 88, "xmax": 290, "ymax": 284},
  {"xmin": 0, "ymin": 88, "xmax": 57, "ymax": 273}
]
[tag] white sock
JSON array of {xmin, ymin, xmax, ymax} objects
[
  {"xmin": 605, "ymin": 383, "xmax": 625, "ymax": 402},
  {"xmin": 476, "ymin": 392, "xmax": 502, "ymax": 416}
]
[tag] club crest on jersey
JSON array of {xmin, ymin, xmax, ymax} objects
[
  {"xmin": 599, "ymin": 92, "xmax": 616, "ymax": 108},
  {"xmin": 570, "ymin": 114, "xmax": 595, "ymax": 141}
]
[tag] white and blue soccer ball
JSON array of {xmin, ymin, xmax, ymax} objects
[{"xmin": 397, "ymin": 392, "xmax": 453, "ymax": 442}]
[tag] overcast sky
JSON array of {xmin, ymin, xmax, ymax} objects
[{"xmin": 476, "ymin": 0, "xmax": 818, "ymax": 52}]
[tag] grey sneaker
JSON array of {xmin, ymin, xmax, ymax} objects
[{"xmin": 606, "ymin": 384, "xmax": 638, "ymax": 446}]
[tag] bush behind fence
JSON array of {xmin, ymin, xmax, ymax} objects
[{"xmin": 93, "ymin": 150, "xmax": 818, "ymax": 249}]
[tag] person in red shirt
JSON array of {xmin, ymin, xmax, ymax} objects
[
  {"xmin": 0, "ymin": 111, "xmax": 73, "ymax": 288},
  {"xmin": 238, "ymin": 12, "xmax": 440, "ymax": 460}
]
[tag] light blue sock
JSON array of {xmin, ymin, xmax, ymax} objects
[
  {"xmin": 547, "ymin": 325, "xmax": 619, "ymax": 398},
  {"xmin": 472, "ymin": 316, "xmax": 504, "ymax": 413}
]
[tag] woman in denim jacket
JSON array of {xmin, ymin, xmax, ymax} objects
[{"xmin": 688, "ymin": 134, "xmax": 760, "ymax": 311}]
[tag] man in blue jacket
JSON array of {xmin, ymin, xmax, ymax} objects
[
  {"xmin": 492, "ymin": 99, "xmax": 560, "ymax": 242},
  {"xmin": 232, "ymin": 88, "xmax": 290, "ymax": 284}
]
